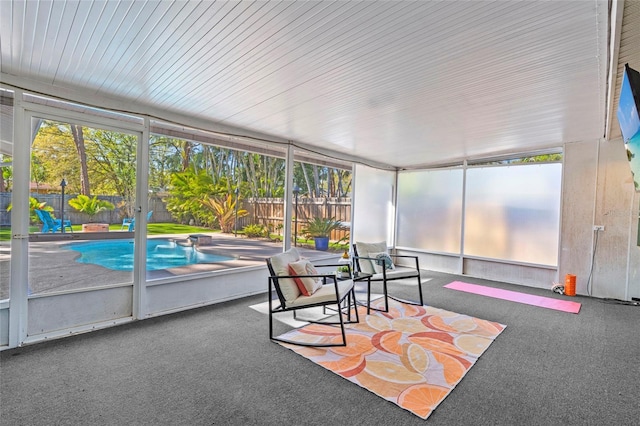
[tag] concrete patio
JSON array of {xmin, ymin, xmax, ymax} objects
[{"xmin": 0, "ymin": 232, "xmax": 334, "ymax": 300}]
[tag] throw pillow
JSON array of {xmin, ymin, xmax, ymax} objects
[
  {"xmin": 355, "ymin": 241, "xmax": 388, "ymax": 274},
  {"xmin": 371, "ymin": 251, "xmax": 395, "ymax": 273},
  {"xmin": 269, "ymin": 248, "xmax": 302, "ymax": 302},
  {"xmin": 288, "ymin": 259, "xmax": 323, "ymax": 296}
]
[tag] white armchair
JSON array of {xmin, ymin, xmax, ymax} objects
[
  {"xmin": 352, "ymin": 241, "xmax": 424, "ymax": 311},
  {"xmin": 266, "ymin": 248, "xmax": 359, "ymax": 347}
]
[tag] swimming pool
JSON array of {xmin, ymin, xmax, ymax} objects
[{"xmin": 65, "ymin": 238, "xmax": 235, "ymax": 271}]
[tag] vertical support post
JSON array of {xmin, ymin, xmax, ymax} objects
[
  {"xmin": 283, "ymin": 144, "xmax": 295, "ymax": 251},
  {"xmin": 9, "ymin": 89, "xmax": 29, "ymax": 347},
  {"xmin": 293, "ymin": 186, "xmax": 300, "ymax": 246},
  {"xmin": 132, "ymin": 117, "xmax": 150, "ymax": 320},
  {"xmin": 459, "ymin": 159, "xmax": 468, "ymax": 275},
  {"xmin": 60, "ymin": 178, "xmax": 66, "ymax": 233},
  {"xmin": 234, "ymin": 187, "xmax": 239, "ymax": 237}
]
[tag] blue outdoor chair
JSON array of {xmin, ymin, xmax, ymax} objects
[
  {"xmin": 121, "ymin": 217, "xmax": 134, "ymax": 230},
  {"xmin": 127, "ymin": 211, "xmax": 153, "ymax": 232},
  {"xmin": 35, "ymin": 209, "xmax": 73, "ymax": 233}
]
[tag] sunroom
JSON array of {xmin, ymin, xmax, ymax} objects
[{"xmin": 0, "ymin": 0, "xmax": 639, "ymax": 353}]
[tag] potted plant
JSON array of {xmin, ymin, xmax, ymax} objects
[
  {"xmin": 301, "ymin": 217, "xmax": 345, "ymax": 251},
  {"xmin": 336, "ymin": 264, "xmax": 351, "ymax": 278},
  {"xmin": 68, "ymin": 195, "xmax": 115, "ymax": 232}
]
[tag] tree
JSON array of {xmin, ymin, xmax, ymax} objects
[
  {"xmin": 30, "ymin": 154, "xmax": 48, "ymax": 193},
  {"xmin": 149, "ymin": 136, "xmax": 183, "ymax": 192},
  {"xmin": 515, "ymin": 154, "xmax": 563, "ymax": 163},
  {"xmin": 293, "ymin": 162, "xmax": 351, "ymax": 198},
  {"xmin": 153, "ymin": 136, "xmax": 312, "ymax": 200},
  {"xmin": 31, "ymin": 121, "xmax": 79, "ymax": 193},
  {"xmin": 329, "ymin": 168, "xmax": 351, "ymax": 197},
  {"xmin": 241, "ymin": 152, "xmax": 284, "ymax": 197},
  {"xmin": 31, "ymin": 120, "xmax": 138, "ymax": 203},
  {"xmin": 83, "ymin": 128, "xmax": 137, "ymax": 216},
  {"xmin": 1, "ymin": 155, "xmax": 13, "ymax": 192},
  {"xmin": 70, "ymin": 124, "xmax": 91, "ymax": 195},
  {"xmin": 165, "ymin": 167, "xmax": 223, "ymax": 226}
]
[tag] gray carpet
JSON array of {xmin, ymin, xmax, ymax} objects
[{"xmin": 1, "ymin": 271, "xmax": 639, "ymax": 425}]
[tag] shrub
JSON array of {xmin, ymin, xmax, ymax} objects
[
  {"xmin": 8, "ymin": 197, "xmax": 54, "ymax": 225},
  {"xmin": 68, "ymin": 195, "xmax": 115, "ymax": 221},
  {"xmin": 200, "ymin": 194, "xmax": 248, "ymax": 233},
  {"xmin": 243, "ymin": 224, "xmax": 265, "ymax": 238}
]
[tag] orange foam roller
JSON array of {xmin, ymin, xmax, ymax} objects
[{"xmin": 564, "ymin": 274, "xmax": 576, "ymax": 296}]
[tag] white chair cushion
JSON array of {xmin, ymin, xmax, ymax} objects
[
  {"xmin": 269, "ymin": 248, "xmax": 302, "ymax": 302},
  {"xmin": 288, "ymin": 280, "xmax": 354, "ymax": 308},
  {"xmin": 288, "ymin": 259, "xmax": 323, "ymax": 296},
  {"xmin": 355, "ymin": 241, "xmax": 387, "ymax": 274}
]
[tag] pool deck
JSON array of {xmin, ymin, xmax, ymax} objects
[{"xmin": 0, "ymin": 232, "xmax": 338, "ymax": 299}]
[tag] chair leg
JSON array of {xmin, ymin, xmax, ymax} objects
[
  {"xmin": 337, "ymin": 300, "xmax": 347, "ymax": 345},
  {"xmin": 365, "ymin": 279, "xmax": 390, "ymax": 315},
  {"xmin": 268, "ymin": 288, "xmax": 274, "ymax": 341},
  {"xmin": 270, "ymin": 298, "xmax": 359, "ymax": 348},
  {"xmin": 384, "ymin": 275, "xmax": 424, "ymax": 307},
  {"xmin": 367, "ymin": 278, "xmax": 371, "ymax": 315},
  {"xmin": 342, "ymin": 289, "xmax": 359, "ymax": 324},
  {"xmin": 383, "ymin": 279, "xmax": 389, "ymax": 311},
  {"xmin": 271, "ymin": 308, "xmax": 349, "ymax": 348},
  {"xmin": 350, "ymin": 288, "xmax": 359, "ymax": 323}
]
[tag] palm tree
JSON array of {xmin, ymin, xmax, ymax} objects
[
  {"xmin": 68, "ymin": 195, "xmax": 114, "ymax": 222},
  {"xmin": 200, "ymin": 194, "xmax": 248, "ymax": 233}
]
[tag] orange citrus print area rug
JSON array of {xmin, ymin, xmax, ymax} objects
[{"xmin": 277, "ymin": 299, "xmax": 506, "ymax": 419}]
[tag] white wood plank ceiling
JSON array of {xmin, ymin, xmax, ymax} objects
[{"xmin": 0, "ymin": 0, "xmax": 633, "ymax": 169}]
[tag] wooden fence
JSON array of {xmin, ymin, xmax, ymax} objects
[
  {"xmin": 1, "ymin": 193, "xmax": 351, "ymax": 241},
  {"xmin": 0, "ymin": 193, "xmax": 171, "ymax": 227},
  {"xmin": 240, "ymin": 197, "xmax": 351, "ymax": 241}
]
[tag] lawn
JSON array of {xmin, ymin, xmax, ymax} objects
[
  {"xmin": 0, "ymin": 224, "xmax": 349, "ymax": 252},
  {"xmin": 146, "ymin": 223, "xmax": 217, "ymax": 235},
  {"xmin": 0, "ymin": 223, "xmax": 216, "ymax": 241}
]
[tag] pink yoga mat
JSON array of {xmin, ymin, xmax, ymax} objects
[{"xmin": 444, "ymin": 281, "xmax": 581, "ymax": 314}]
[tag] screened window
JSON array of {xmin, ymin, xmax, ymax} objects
[
  {"xmin": 464, "ymin": 163, "xmax": 562, "ymax": 265},
  {"xmin": 352, "ymin": 165, "xmax": 394, "ymax": 244},
  {"xmin": 396, "ymin": 169, "xmax": 463, "ymax": 253}
]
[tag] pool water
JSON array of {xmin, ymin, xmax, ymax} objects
[{"xmin": 65, "ymin": 238, "xmax": 234, "ymax": 271}]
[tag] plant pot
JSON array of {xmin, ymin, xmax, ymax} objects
[
  {"xmin": 82, "ymin": 223, "xmax": 109, "ymax": 232},
  {"xmin": 314, "ymin": 236, "xmax": 329, "ymax": 251}
]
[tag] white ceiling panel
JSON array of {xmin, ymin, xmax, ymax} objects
[{"xmin": 1, "ymin": 0, "xmax": 633, "ymax": 169}]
